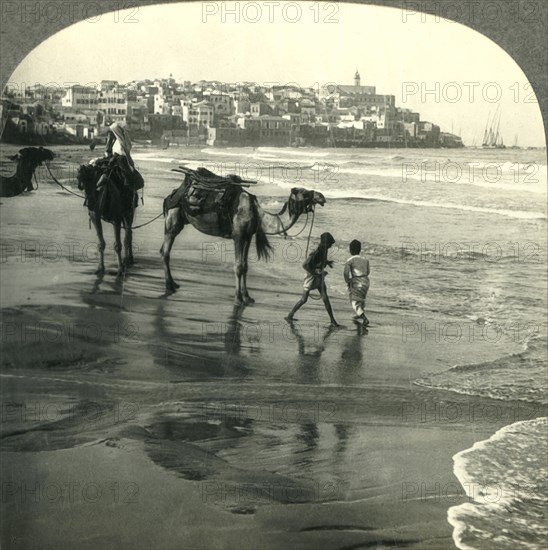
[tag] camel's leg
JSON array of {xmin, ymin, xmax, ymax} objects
[
  {"xmin": 240, "ymin": 237, "xmax": 254, "ymax": 304},
  {"xmin": 161, "ymin": 208, "xmax": 185, "ymax": 294},
  {"xmin": 114, "ymin": 222, "xmax": 124, "ymax": 276},
  {"xmin": 233, "ymin": 236, "xmax": 245, "ymax": 304},
  {"xmin": 123, "ymin": 214, "xmax": 134, "ymax": 267},
  {"xmin": 89, "ymin": 211, "xmax": 106, "ymax": 274}
]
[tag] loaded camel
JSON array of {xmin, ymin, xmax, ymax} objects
[
  {"xmin": 161, "ymin": 168, "xmax": 326, "ymax": 304},
  {"xmin": 0, "ymin": 147, "xmax": 55, "ymax": 197},
  {"xmin": 77, "ymin": 159, "xmax": 139, "ymax": 276}
]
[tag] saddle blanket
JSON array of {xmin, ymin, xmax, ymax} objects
[
  {"xmin": 163, "ymin": 167, "xmax": 249, "ymax": 235},
  {"xmin": 92, "ymin": 155, "xmax": 144, "ymax": 191}
]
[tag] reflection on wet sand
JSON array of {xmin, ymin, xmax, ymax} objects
[
  {"xmin": 295, "ymin": 422, "xmax": 320, "ymax": 468},
  {"xmin": 337, "ymin": 332, "xmax": 366, "ymax": 386},
  {"xmin": 150, "ymin": 298, "xmax": 219, "ymax": 378},
  {"xmin": 224, "ymin": 303, "xmax": 247, "ymax": 356},
  {"xmin": 148, "ymin": 299, "xmax": 252, "ymax": 380},
  {"xmin": 90, "ymin": 271, "xmax": 105, "ymax": 294},
  {"xmin": 334, "ymin": 423, "xmax": 350, "ymax": 455},
  {"xmin": 140, "ymin": 315, "xmax": 365, "ymax": 507},
  {"xmin": 289, "ymin": 320, "xmax": 337, "ymax": 385},
  {"xmin": 87, "ymin": 269, "xmax": 128, "ymax": 298}
]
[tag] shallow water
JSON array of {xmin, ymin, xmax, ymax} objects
[{"xmin": 449, "ymin": 417, "xmax": 548, "ymax": 550}]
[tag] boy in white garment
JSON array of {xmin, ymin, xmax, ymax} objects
[{"xmin": 343, "ymin": 239, "xmax": 370, "ymax": 325}]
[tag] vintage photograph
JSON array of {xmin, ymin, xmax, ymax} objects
[{"xmin": 1, "ymin": 1, "xmax": 547, "ymax": 549}]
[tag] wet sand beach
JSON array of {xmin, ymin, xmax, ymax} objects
[{"xmin": 1, "ymin": 145, "xmax": 546, "ymax": 549}]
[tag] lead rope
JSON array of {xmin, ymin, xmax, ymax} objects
[
  {"xmin": 131, "ymin": 211, "xmax": 164, "ymax": 229},
  {"xmin": 304, "ymin": 207, "xmax": 315, "ymax": 257},
  {"xmin": 279, "ymin": 211, "xmax": 310, "ymax": 238},
  {"xmin": 45, "ymin": 162, "xmax": 85, "ymax": 198}
]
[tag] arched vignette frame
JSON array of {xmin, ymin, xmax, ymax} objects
[{"xmin": 1, "ymin": 0, "xmax": 547, "ymax": 144}]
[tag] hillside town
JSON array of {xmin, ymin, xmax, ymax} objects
[{"xmin": 1, "ymin": 71, "xmax": 463, "ymax": 148}]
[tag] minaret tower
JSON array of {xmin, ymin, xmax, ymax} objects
[{"xmin": 354, "ymin": 69, "xmax": 361, "ymax": 87}]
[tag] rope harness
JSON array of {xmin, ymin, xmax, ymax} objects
[
  {"xmin": 44, "ymin": 161, "xmax": 162, "ymax": 230},
  {"xmin": 131, "ymin": 211, "xmax": 164, "ymax": 229},
  {"xmin": 45, "ymin": 162, "xmax": 85, "ymax": 198},
  {"xmin": 273, "ymin": 190, "xmax": 317, "ymax": 239}
]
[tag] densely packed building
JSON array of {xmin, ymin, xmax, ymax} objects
[{"xmin": 1, "ymin": 72, "xmax": 462, "ymax": 147}]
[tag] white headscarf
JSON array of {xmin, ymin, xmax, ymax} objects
[{"xmin": 109, "ymin": 122, "xmax": 134, "ymax": 168}]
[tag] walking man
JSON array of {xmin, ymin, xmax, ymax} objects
[{"xmin": 286, "ymin": 232, "xmax": 339, "ymax": 326}]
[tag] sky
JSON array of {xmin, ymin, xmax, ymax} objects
[{"xmin": 7, "ymin": 2, "xmax": 546, "ymax": 147}]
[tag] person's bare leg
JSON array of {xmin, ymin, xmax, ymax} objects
[
  {"xmin": 356, "ymin": 300, "xmax": 368, "ymax": 325},
  {"xmin": 287, "ymin": 291, "xmax": 309, "ymax": 321},
  {"xmin": 351, "ymin": 300, "xmax": 362, "ymax": 320},
  {"xmin": 320, "ymin": 283, "xmax": 338, "ymax": 326}
]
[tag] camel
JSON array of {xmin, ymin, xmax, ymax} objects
[
  {"xmin": 0, "ymin": 147, "xmax": 54, "ymax": 197},
  {"xmin": 77, "ymin": 160, "xmax": 138, "ymax": 276},
  {"xmin": 161, "ymin": 170, "xmax": 326, "ymax": 303}
]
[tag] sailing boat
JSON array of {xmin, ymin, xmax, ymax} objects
[
  {"xmin": 482, "ymin": 106, "xmax": 505, "ymax": 148},
  {"xmin": 470, "ymin": 130, "xmax": 478, "ymax": 147},
  {"xmin": 510, "ymin": 134, "xmax": 519, "ymax": 149}
]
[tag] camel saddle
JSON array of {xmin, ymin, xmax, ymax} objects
[
  {"xmin": 79, "ymin": 160, "xmax": 139, "ymax": 222},
  {"xmin": 98, "ymin": 155, "xmax": 145, "ymax": 191},
  {"xmin": 164, "ymin": 167, "xmax": 256, "ymax": 236}
]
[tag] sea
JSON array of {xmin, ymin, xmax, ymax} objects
[{"xmin": 128, "ymin": 144, "xmax": 547, "ymax": 549}]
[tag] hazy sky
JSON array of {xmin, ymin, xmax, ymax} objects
[{"xmin": 7, "ymin": 2, "xmax": 545, "ymax": 146}]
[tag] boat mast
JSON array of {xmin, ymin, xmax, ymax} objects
[
  {"xmin": 482, "ymin": 111, "xmax": 491, "ymax": 145},
  {"xmin": 494, "ymin": 107, "xmax": 501, "ymax": 146}
]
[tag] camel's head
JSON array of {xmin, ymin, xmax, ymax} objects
[
  {"xmin": 288, "ymin": 187, "xmax": 326, "ymax": 217},
  {"xmin": 9, "ymin": 147, "xmax": 55, "ymax": 167},
  {"xmin": 77, "ymin": 158, "xmax": 123, "ymax": 194},
  {"xmin": 77, "ymin": 163, "xmax": 100, "ymax": 193}
]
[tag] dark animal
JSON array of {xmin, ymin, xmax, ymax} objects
[
  {"xmin": 0, "ymin": 147, "xmax": 55, "ymax": 197},
  {"xmin": 161, "ymin": 167, "xmax": 325, "ymax": 303},
  {"xmin": 77, "ymin": 159, "xmax": 139, "ymax": 276}
]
